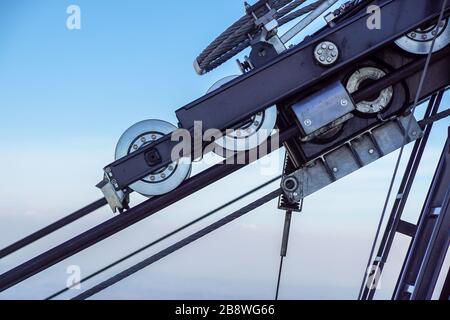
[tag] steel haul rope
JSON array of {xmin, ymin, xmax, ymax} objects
[{"xmin": 72, "ymin": 189, "xmax": 283, "ymax": 300}]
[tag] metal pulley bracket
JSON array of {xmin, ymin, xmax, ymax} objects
[{"xmin": 281, "ymin": 114, "xmax": 424, "ymax": 203}]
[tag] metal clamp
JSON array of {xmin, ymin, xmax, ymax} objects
[
  {"xmin": 291, "ymin": 81, "xmax": 355, "ymax": 137},
  {"xmin": 97, "ymin": 175, "xmax": 126, "ymax": 213}
]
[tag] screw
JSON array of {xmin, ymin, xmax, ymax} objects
[
  {"xmin": 341, "ymin": 99, "xmax": 348, "ymax": 107},
  {"xmin": 304, "ymin": 119, "xmax": 312, "ymax": 127}
]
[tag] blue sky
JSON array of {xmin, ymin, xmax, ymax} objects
[{"xmin": 0, "ymin": 0, "xmax": 449, "ymax": 300}]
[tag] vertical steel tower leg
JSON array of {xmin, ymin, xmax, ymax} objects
[{"xmin": 394, "ymin": 127, "xmax": 450, "ymax": 300}]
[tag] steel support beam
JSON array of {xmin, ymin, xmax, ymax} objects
[
  {"xmin": 394, "ymin": 127, "xmax": 450, "ymax": 300},
  {"xmin": 360, "ymin": 91, "xmax": 444, "ymax": 300}
]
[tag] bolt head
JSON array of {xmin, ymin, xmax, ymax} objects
[{"xmin": 304, "ymin": 119, "xmax": 312, "ymax": 127}]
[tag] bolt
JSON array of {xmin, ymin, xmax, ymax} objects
[
  {"xmin": 410, "ymin": 32, "xmax": 416, "ymax": 38},
  {"xmin": 254, "ymin": 121, "xmax": 260, "ymax": 126},
  {"xmin": 326, "ymin": 57, "xmax": 332, "ymax": 63},
  {"xmin": 333, "ymin": 167, "xmax": 338, "ymax": 173},
  {"xmin": 304, "ymin": 119, "xmax": 312, "ymax": 127},
  {"xmin": 321, "ymin": 43, "xmax": 327, "ymax": 49},
  {"xmin": 111, "ymin": 179, "xmax": 119, "ymax": 188},
  {"xmin": 284, "ymin": 178, "xmax": 298, "ymax": 191},
  {"xmin": 411, "ymin": 131, "xmax": 417, "ymax": 137},
  {"xmin": 141, "ymin": 137, "xmax": 146, "ymax": 143},
  {"xmin": 320, "ymin": 56, "xmax": 325, "ymax": 61},
  {"xmin": 161, "ymin": 173, "xmax": 166, "ymax": 179},
  {"xmin": 133, "ymin": 145, "xmax": 138, "ymax": 150},
  {"xmin": 328, "ymin": 45, "xmax": 334, "ymax": 50},
  {"xmin": 151, "ymin": 134, "xmax": 157, "ymax": 140},
  {"xmin": 258, "ymin": 49, "xmax": 267, "ymax": 57},
  {"xmin": 105, "ymin": 167, "xmax": 112, "ymax": 173},
  {"xmin": 168, "ymin": 165, "xmax": 174, "ymax": 171},
  {"xmin": 317, "ymin": 49, "xmax": 323, "ymax": 55},
  {"xmin": 369, "ymin": 149, "xmax": 375, "ymax": 155},
  {"xmin": 150, "ymin": 176, "xmax": 155, "ymax": 181},
  {"xmin": 341, "ymin": 98, "xmax": 348, "ymax": 106}
]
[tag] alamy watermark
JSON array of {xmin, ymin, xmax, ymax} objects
[
  {"xmin": 366, "ymin": 5, "xmax": 381, "ymax": 30},
  {"xmin": 66, "ymin": 265, "xmax": 82, "ymax": 290},
  {"xmin": 170, "ymin": 121, "xmax": 281, "ymax": 176},
  {"xmin": 66, "ymin": 5, "xmax": 81, "ymax": 30}
]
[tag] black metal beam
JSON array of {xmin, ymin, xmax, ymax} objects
[
  {"xmin": 107, "ymin": 0, "xmax": 450, "ymax": 190},
  {"xmin": 360, "ymin": 91, "xmax": 444, "ymax": 300},
  {"xmin": 440, "ymin": 266, "xmax": 450, "ymax": 300},
  {"xmin": 394, "ymin": 127, "xmax": 450, "ymax": 300}
]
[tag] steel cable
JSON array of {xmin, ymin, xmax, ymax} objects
[
  {"xmin": 46, "ymin": 175, "xmax": 282, "ymax": 300},
  {"xmin": 196, "ymin": 0, "xmax": 328, "ymax": 73},
  {"xmin": 72, "ymin": 188, "xmax": 282, "ymax": 300},
  {"xmin": 0, "ymin": 198, "xmax": 107, "ymax": 260}
]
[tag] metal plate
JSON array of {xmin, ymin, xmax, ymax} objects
[
  {"xmin": 115, "ymin": 120, "xmax": 191, "ymax": 197},
  {"xmin": 282, "ymin": 114, "xmax": 423, "ymax": 203},
  {"xmin": 292, "ymin": 81, "xmax": 355, "ymax": 136}
]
